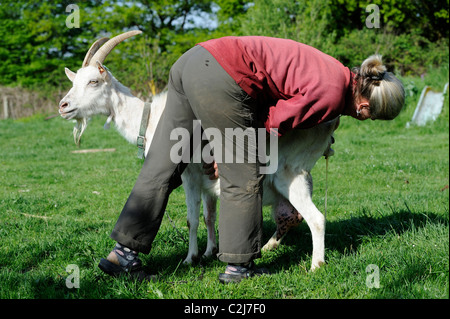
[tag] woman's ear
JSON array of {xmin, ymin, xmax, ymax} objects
[{"xmin": 356, "ymin": 98, "xmax": 370, "ymax": 112}]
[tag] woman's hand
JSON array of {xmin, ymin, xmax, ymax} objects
[{"xmin": 203, "ymin": 161, "xmax": 219, "ymax": 180}]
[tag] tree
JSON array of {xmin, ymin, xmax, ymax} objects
[
  {"xmin": 240, "ymin": 0, "xmax": 336, "ymax": 51},
  {"xmin": 0, "ymin": 0, "xmax": 216, "ymax": 93},
  {"xmin": 0, "ymin": 1, "xmax": 101, "ymax": 87},
  {"xmin": 0, "ymin": 0, "xmax": 448, "ymax": 92},
  {"xmin": 236, "ymin": 0, "xmax": 448, "ymax": 74}
]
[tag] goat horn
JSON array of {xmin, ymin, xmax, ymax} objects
[
  {"xmin": 82, "ymin": 37, "xmax": 110, "ymax": 68},
  {"xmin": 88, "ymin": 30, "xmax": 142, "ymax": 67}
]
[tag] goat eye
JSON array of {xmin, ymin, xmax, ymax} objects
[{"xmin": 88, "ymin": 80, "xmax": 98, "ymax": 85}]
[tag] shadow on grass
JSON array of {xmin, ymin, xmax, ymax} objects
[
  {"xmin": 257, "ymin": 208, "xmax": 448, "ymax": 273},
  {"xmin": 15, "ymin": 209, "xmax": 446, "ymax": 298},
  {"xmin": 137, "ymin": 207, "xmax": 448, "ymax": 278}
]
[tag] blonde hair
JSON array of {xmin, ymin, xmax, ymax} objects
[{"xmin": 353, "ymin": 54, "xmax": 405, "ymax": 120}]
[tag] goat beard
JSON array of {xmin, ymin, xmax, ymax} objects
[{"xmin": 73, "ymin": 118, "xmax": 87, "ymax": 147}]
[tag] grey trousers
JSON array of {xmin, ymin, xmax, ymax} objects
[{"xmin": 111, "ymin": 45, "xmax": 264, "ymax": 264}]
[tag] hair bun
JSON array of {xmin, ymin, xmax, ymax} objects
[{"xmin": 360, "ymin": 54, "xmax": 387, "ymax": 80}]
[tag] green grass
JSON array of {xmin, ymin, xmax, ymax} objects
[{"xmin": 0, "ymin": 67, "xmax": 448, "ymax": 299}]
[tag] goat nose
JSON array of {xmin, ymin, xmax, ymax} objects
[{"xmin": 59, "ymin": 101, "xmax": 68, "ymax": 109}]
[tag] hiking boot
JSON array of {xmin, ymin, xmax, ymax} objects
[
  {"xmin": 98, "ymin": 243, "xmax": 156, "ymax": 282},
  {"xmin": 218, "ymin": 262, "xmax": 270, "ymax": 284}
]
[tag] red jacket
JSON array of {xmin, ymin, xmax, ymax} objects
[{"xmin": 198, "ymin": 36, "xmax": 353, "ymax": 136}]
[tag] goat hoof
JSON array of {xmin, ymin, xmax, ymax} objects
[
  {"xmin": 262, "ymin": 238, "xmax": 280, "ymax": 251},
  {"xmin": 183, "ymin": 258, "xmax": 193, "ymax": 265},
  {"xmin": 183, "ymin": 254, "xmax": 200, "ymax": 265},
  {"xmin": 310, "ymin": 261, "xmax": 325, "ymax": 272},
  {"xmin": 203, "ymin": 246, "xmax": 218, "ymax": 259},
  {"xmin": 201, "ymin": 254, "xmax": 212, "ymax": 262},
  {"xmin": 202, "ymin": 250, "xmax": 218, "ymax": 261},
  {"xmin": 262, "ymin": 243, "xmax": 278, "ymax": 251}
]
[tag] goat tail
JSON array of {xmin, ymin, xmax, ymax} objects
[{"xmin": 73, "ymin": 118, "xmax": 88, "ymax": 147}]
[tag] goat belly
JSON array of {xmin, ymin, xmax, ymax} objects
[{"xmin": 275, "ymin": 200, "xmax": 303, "ymax": 240}]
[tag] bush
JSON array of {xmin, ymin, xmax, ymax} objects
[
  {"xmin": 1, "ymin": 0, "xmax": 448, "ymax": 118},
  {"xmin": 332, "ymin": 27, "xmax": 449, "ymax": 75}
]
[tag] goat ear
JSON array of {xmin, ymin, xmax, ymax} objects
[
  {"xmin": 95, "ymin": 61, "xmax": 109, "ymax": 80},
  {"xmin": 65, "ymin": 67, "xmax": 76, "ymax": 82}
]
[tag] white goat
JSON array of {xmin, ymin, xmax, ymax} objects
[{"xmin": 59, "ymin": 31, "xmax": 338, "ymax": 271}]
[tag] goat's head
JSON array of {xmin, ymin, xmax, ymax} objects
[{"xmin": 59, "ymin": 30, "xmax": 142, "ymax": 145}]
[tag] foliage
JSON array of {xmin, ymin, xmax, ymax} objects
[
  {"xmin": 330, "ymin": 27, "xmax": 449, "ymax": 75},
  {"xmin": 239, "ymin": 0, "xmax": 337, "ymax": 52},
  {"xmin": 238, "ymin": 0, "xmax": 449, "ymax": 75},
  {"xmin": 0, "ymin": 1, "xmax": 95, "ymax": 87},
  {"xmin": 0, "ymin": 0, "xmax": 216, "ymax": 93},
  {"xmin": 0, "ymin": 0, "xmax": 448, "ymax": 94}
]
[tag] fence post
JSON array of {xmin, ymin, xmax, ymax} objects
[{"xmin": 3, "ymin": 95, "xmax": 9, "ymax": 119}]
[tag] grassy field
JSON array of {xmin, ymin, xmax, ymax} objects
[{"xmin": 0, "ymin": 67, "xmax": 448, "ymax": 300}]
